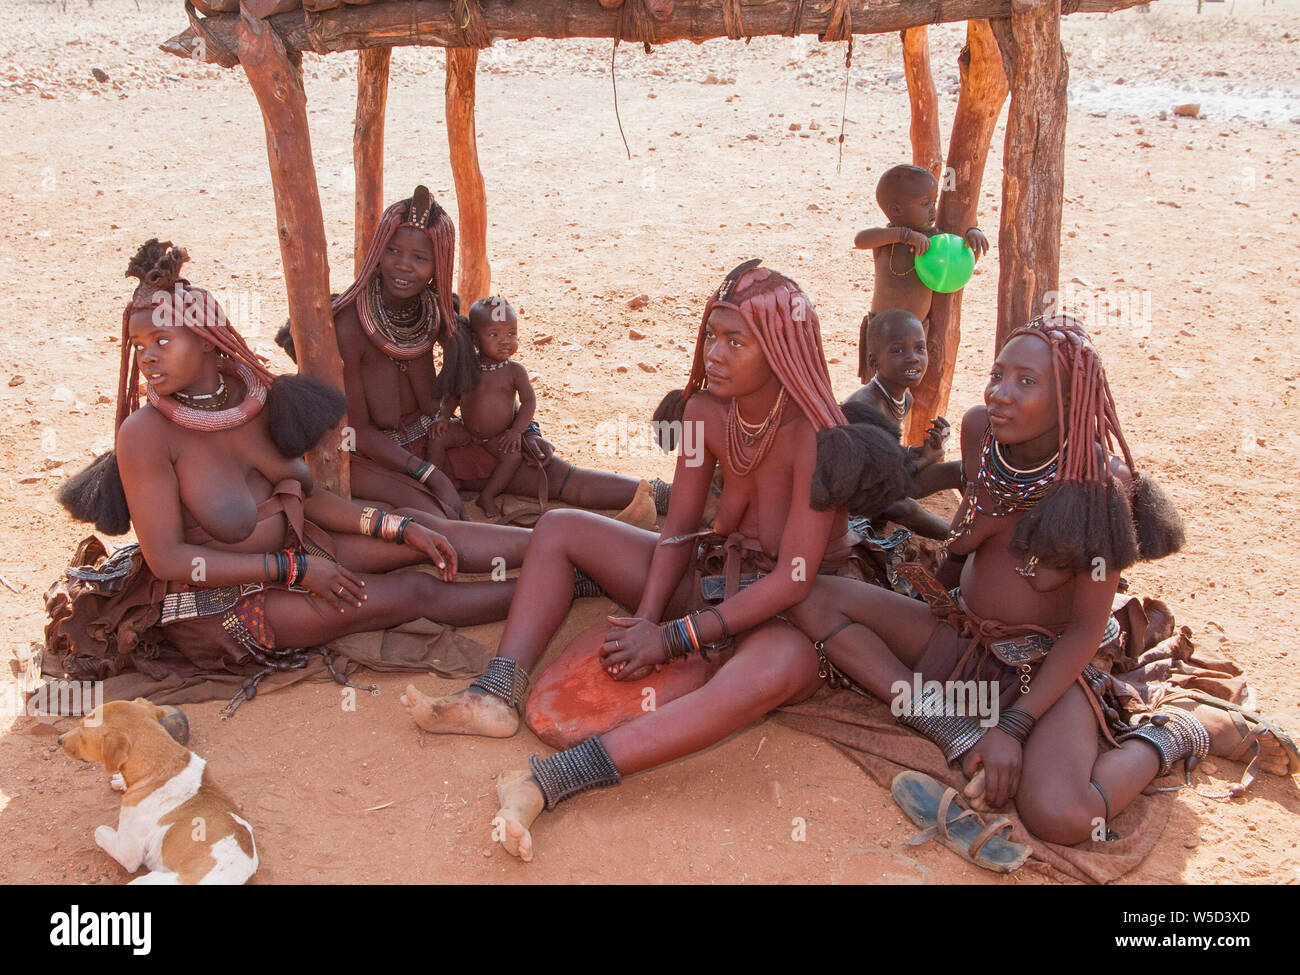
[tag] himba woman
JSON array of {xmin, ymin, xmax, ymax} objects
[
  {"xmin": 400, "ymin": 260, "xmax": 910, "ymax": 860},
  {"xmin": 785, "ymin": 316, "xmax": 1298, "ymax": 845},
  {"xmin": 333, "ymin": 186, "xmax": 663, "ymax": 526},
  {"xmin": 58, "ymin": 240, "xmax": 527, "ymax": 701}
]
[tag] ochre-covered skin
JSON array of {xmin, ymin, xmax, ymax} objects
[{"xmin": 525, "ymin": 623, "xmax": 713, "ymax": 750}]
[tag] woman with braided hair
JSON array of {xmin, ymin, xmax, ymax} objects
[
  {"xmin": 57, "ymin": 240, "xmax": 526, "ymax": 697},
  {"xmin": 399, "ymin": 259, "xmax": 912, "ymax": 860},
  {"xmin": 334, "ymin": 185, "xmax": 659, "ymax": 525},
  {"xmin": 785, "ymin": 315, "xmax": 1299, "ymax": 848}
]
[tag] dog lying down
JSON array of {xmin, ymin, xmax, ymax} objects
[{"xmin": 59, "ymin": 699, "xmax": 258, "ymax": 885}]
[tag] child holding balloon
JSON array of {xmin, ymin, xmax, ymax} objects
[{"xmin": 853, "ymin": 164, "xmax": 988, "ymax": 384}]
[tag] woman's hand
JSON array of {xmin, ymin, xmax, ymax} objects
[
  {"xmin": 960, "ymin": 727, "xmax": 1022, "ymax": 808},
  {"xmin": 300, "ymin": 557, "xmax": 367, "ymax": 612},
  {"xmin": 403, "ymin": 523, "xmax": 458, "ymax": 582},
  {"xmin": 599, "ymin": 616, "xmax": 668, "ymax": 681},
  {"xmin": 431, "ymin": 413, "xmax": 449, "ymax": 439},
  {"xmin": 523, "ymin": 431, "xmax": 554, "ymax": 464}
]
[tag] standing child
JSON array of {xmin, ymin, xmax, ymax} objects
[{"xmin": 853, "ymin": 164, "xmax": 988, "ymax": 384}]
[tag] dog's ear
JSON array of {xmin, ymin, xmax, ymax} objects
[
  {"xmin": 101, "ymin": 730, "xmax": 130, "ymax": 776},
  {"xmin": 131, "ymin": 697, "xmax": 167, "ymax": 720}
]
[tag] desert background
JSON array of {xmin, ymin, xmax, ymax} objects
[{"xmin": 0, "ymin": 0, "xmax": 1297, "ymax": 883}]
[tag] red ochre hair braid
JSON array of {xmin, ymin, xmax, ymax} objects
[
  {"xmin": 682, "ymin": 260, "xmax": 846, "ymax": 432},
  {"xmin": 1006, "ymin": 315, "xmax": 1183, "ymax": 572}
]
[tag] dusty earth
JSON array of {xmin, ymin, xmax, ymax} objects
[{"xmin": 1, "ymin": 0, "xmax": 1298, "ymax": 884}]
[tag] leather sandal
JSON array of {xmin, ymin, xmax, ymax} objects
[
  {"xmin": 891, "ymin": 770, "xmax": 1031, "ymax": 873},
  {"xmin": 1159, "ymin": 688, "xmax": 1300, "ymax": 796}
]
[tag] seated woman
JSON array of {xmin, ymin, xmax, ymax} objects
[
  {"xmin": 786, "ymin": 316, "xmax": 1298, "ymax": 845},
  {"xmin": 58, "ymin": 240, "xmax": 529, "ymax": 703},
  {"xmin": 400, "ymin": 260, "xmax": 909, "ymax": 861},
  {"xmin": 333, "ymin": 187, "xmax": 663, "ymax": 526},
  {"xmin": 331, "ymin": 186, "xmax": 474, "ymax": 521}
]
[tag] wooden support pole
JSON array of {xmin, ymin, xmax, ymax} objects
[
  {"xmin": 991, "ymin": 0, "xmax": 1068, "ymax": 349},
  {"xmin": 354, "ymin": 47, "xmax": 391, "ymax": 275},
  {"xmin": 901, "ymin": 26, "xmax": 942, "ymax": 181},
  {"xmin": 906, "ymin": 19, "xmax": 1007, "ymax": 443},
  {"xmin": 164, "ymin": 0, "xmax": 1154, "ymax": 64},
  {"xmin": 445, "ymin": 47, "xmax": 490, "ymax": 309},
  {"xmin": 238, "ymin": 11, "xmax": 349, "ymax": 495}
]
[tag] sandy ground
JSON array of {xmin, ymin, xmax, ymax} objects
[{"xmin": 1, "ymin": 0, "xmax": 1298, "ymax": 884}]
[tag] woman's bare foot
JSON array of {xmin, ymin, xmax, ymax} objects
[
  {"xmin": 492, "ymin": 770, "xmax": 546, "ymax": 862},
  {"xmin": 615, "ymin": 479, "xmax": 657, "ymax": 530},
  {"xmin": 1168, "ymin": 700, "xmax": 1295, "ymax": 778},
  {"xmin": 400, "ymin": 685, "xmax": 519, "ymax": 738}
]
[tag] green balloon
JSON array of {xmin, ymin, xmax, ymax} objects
[{"xmin": 913, "ymin": 232, "xmax": 976, "ymax": 294}]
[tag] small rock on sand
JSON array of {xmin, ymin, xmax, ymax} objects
[
  {"xmin": 637, "ymin": 362, "xmax": 658, "ymax": 374},
  {"xmin": 627, "ymin": 294, "xmax": 650, "ymax": 311},
  {"xmin": 1174, "ymin": 103, "xmax": 1200, "ymax": 118},
  {"xmin": 8, "ymin": 375, "xmax": 24, "ymax": 387},
  {"xmin": 534, "ymin": 333, "xmax": 553, "ymax": 346}
]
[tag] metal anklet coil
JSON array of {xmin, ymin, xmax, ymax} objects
[
  {"xmin": 1118, "ymin": 707, "xmax": 1211, "ymax": 778},
  {"xmin": 470, "ymin": 656, "xmax": 530, "ymax": 712},
  {"xmin": 529, "ymin": 736, "xmax": 623, "ymax": 810},
  {"xmin": 898, "ymin": 711, "xmax": 988, "ymax": 764}
]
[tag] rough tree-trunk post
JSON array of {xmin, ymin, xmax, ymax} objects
[
  {"xmin": 991, "ymin": 0, "xmax": 1068, "ymax": 349},
  {"xmin": 445, "ymin": 47, "xmax": 490, "ymax": 309},
  {"xmin": 901, "ymin": 26, "xmax": 942, "ymax": 181},
  {"xmin": 354, "ymin": 47, "xmax": 391, "ymax": 275},
  {"xmin": 906, "ymin": 19, "xmax": 1008, "ymax": 444},
  {"xmin": 238, "ymin": 11, "xmax": 349, "ymax": 495}
]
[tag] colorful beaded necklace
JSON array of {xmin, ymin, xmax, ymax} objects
[{"xmin": 945, "ymin": 429, "xmax": 1060, "ymax": 547}]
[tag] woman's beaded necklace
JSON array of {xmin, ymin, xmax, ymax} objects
[
  {"xmin": 148, "ymin": 360, "xmax": 267, "ymax": 432},
  {"xmin": 944, "ymin": 429, "xmax": 1060, "ymax": 547},
  {"xmin": 725, "ymin": 387, "xmax": 786, "ymax": 477},
  {"xmin": 173, "ymin": 378, "xmax": 228, "ymax": 411},
  {"xmin": 358, "ymin": 276, "xmax": 437, "ymax": 369}
]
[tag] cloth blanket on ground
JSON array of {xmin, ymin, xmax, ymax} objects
[
  {"xmin": 40, "ymin": 535, "xmax": 491, "ymax": 709},
  {"xmin": 774, "ymin": 592, "xmax": 1252, "ymax": 884}
]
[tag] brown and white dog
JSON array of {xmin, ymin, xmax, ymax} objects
[{"xmin": 59, "ymin": 698, "xmax": 258, "ymax": 885}]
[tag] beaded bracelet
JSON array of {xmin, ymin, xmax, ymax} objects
[
  {"xmin": 408, "ymin": 460, "xmax": 438, "ymax": 485},
  {"xmin": 379, "ymin": 513, "xmax": 413, "ymax": 544},
  {"xmin": 696, "ymin": 606, "xmax": 733, "ymax": 653},
  {"xmin": 660, "ymin": 609, "xmax": 735, "ymax": 663},
  {"xmin": 661, "ymin": 619, "xmax": 693, "ymax": 660},
  {"xmin": 360, "ymin": 506, "xmax": 383, "ymax": 538},
  {"xmin": 996, "ymin": 706, "xmax": 1036, "ymax": 744}
]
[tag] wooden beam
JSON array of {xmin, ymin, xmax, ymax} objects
[
  {"xmin": 906, "ymin": 19, "xmax": 1007, "ymax": 443},
  {"xmin": 991, "ymin": 0, "xmax": 1067, "ymax": 349},
  {"xmin": 163, "ymin": 0, "xmax": 1155, "ymax": 63},
  {"xmin": 901, "ymin": 27, "xmax": 942, "ymax": 181},
  {"xmin": 446, "ymin": 47, "xmax": 491, "ymax": 309},
  {"xmin": 354, "ymin": 47, "xmax": 391, "ymax": 276},
  {"xmin": 238, "ymin": 11, "xmax": 350, "ymax": 495}
]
